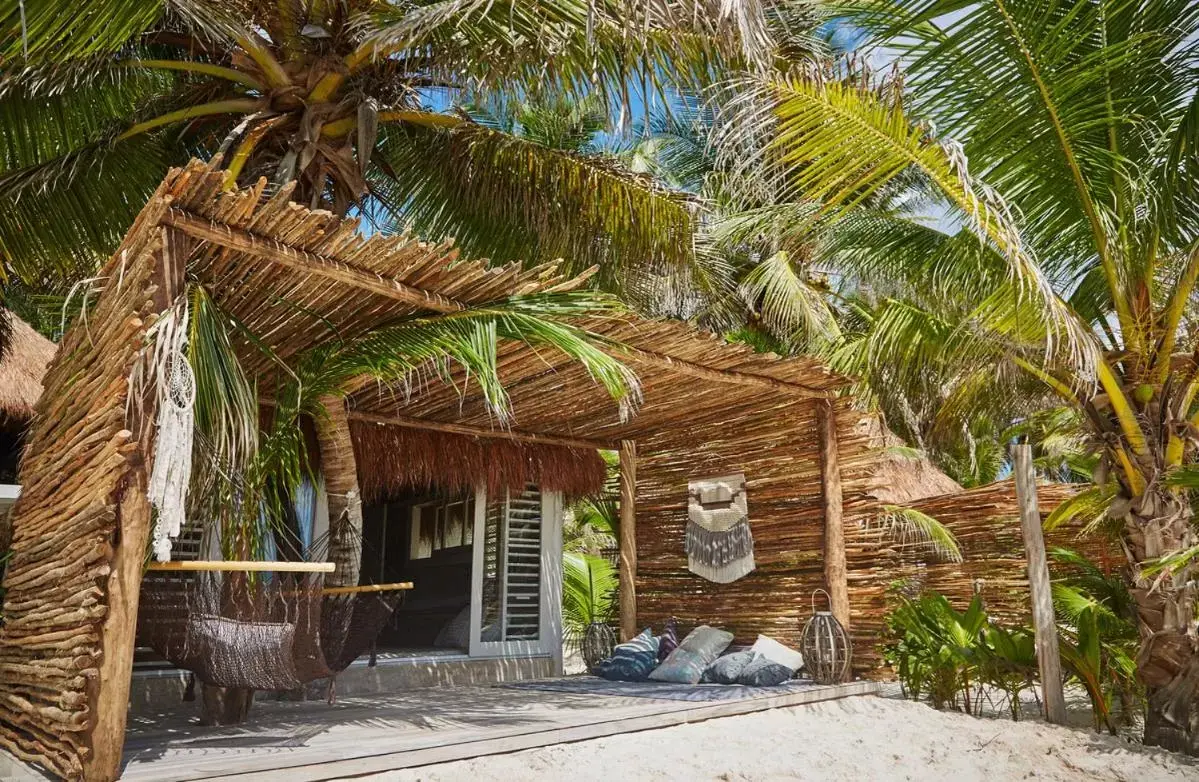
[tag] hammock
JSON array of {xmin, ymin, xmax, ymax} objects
[{"xmin": 137, "ymin": 554, "xmax": 408, "ymax": 693}]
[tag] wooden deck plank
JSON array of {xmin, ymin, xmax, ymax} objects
[{"xmin": 121, "ymin": 681, "xmax": 878, "ymax": 781}]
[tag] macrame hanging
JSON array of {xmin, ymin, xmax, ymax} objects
[
  {"xmin": 685, "ymin": 473, "xmax": 755, "ymax": 583},
  {"xmin": 146, "ymin": 300, "xmax": 196, "ymax": 562}
]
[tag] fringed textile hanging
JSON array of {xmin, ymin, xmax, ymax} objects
[
  {"xmin": 686, "ymin": 473, "xmax": 755, "ymax": 583},
  {"xmin": 146, "ymin": 300, "xmax": 195, "ymax": 562}
]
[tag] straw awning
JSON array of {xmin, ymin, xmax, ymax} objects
[
  {"xmin": 858, "ymin": 417, "xmax": 962, "ymax": 506},
  {"xmin": 0, "ymin": 311, "xmax": 55, "ymax": 426},
  {"xmin": 158, "ymin": 160, "xmax": 851, "ymax": 447}
]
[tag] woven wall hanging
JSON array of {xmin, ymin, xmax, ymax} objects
[{"xmin": 686, "ymin": 473, "xmax": 755, "ymax": 583}]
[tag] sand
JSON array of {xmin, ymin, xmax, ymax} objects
[{"xmin": 358, "ymin": 694, "xmax": 1198, "ymax": 782}]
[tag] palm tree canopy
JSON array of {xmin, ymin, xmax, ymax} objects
[{"xmin": 0, "ymin": 0, "xmax": 825, "ymax": 302}]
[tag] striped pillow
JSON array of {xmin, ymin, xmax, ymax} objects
[{"xmin": 596, "ymin": 628, "xmax": 660, "ymax": 682}]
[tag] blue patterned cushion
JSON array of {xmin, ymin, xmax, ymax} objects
[
  {"xmin": 596, "ymin": 628, "xmax": 660, "ymax": 682},
  {"xmin": 736, "ymin": 654, "xmax": 792, "ymax": 686},
  {"xmin": 701, "ymin": 650, "xmax": 756, "ymax": 684},
  {"xmin": 656, "ymin": 617, "xmax": 679, "ymax": 662}
]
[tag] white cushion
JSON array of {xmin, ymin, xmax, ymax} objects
[{"xmin": 750, "ymin": 634, "xmax": 803, "ymax": 672}]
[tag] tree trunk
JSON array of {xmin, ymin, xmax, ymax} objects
[
  {"xmin": 315, "ymin": 395, "xmax": 363, "ymax": 588},
  {"xmin": 1124, "ymin": 491, "xmax": 1199, "ymax": 754}
]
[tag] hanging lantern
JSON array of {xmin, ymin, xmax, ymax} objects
[
  {"xmin": 800, "ymin": 589, "xmax": 852, "ymax": 684},
  {"xmin": 582, "ymin": 621, "xmax": 617, "ymax": 670}
]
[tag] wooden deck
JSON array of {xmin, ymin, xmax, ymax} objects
[{"xmin": 121, "ymin": 679, "xmax": 880, "ymax": 781}]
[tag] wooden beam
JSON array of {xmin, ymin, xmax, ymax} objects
[
  {"xmin": 145, "ymin": 560, "xmax": 336, "ymax": 573},
  {"xmin": 321, "ymin": 581, "xmax": 413, "ymax": 596},
  {"xmin": 618, "ymin": 439, "xmax": 638, "ymax": 642},
  {"xmin": 163, "ymin": 209, "xmax": 463, "ymax": 314},
  {"xmin": 817, "ymin": 401, "xmax": 850, "ymax": 628},
  {"xmin": 619, "ymin": 345, "xmax": 833, "ymax": 398},
  {"xmin": 348, "ymin": 409, "xmax": 618, "ymax": 451},
  {"xmin": 1013, "ymin": 443, "xmax": 1067, "ymax": 725}
]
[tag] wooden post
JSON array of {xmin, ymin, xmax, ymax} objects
[
  {"xmin": 817, "ymin": 401, "xmax": 850, "ymax": 628},
  {"xmin": 1012, "ymin": 442, "xmax": 1067, "ymax": 725},
  {"xmin": 618, "ymin": 440, "xmax": 637, "ymax": 642},
  {"xmin": 83, "ymin": 470, "xmax": 152, "ymax": 781},
  {"xmin": 316, "ymin": 395, "xmax": 364, "ymax": 588}
]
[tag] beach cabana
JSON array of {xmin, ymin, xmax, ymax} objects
[{"xmin": 0, "ymin": 161, "xmax": 878, "ymax": 781}]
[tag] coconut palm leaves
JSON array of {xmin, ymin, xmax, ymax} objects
[{"xmin": 0, "ymin": 0, "xmax": 820, "ymax": 309}]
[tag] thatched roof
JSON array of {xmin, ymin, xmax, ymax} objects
[
  {"xmin": 860, "ymin": 417, "xmax": 962, "ymax": 505},
  {"xmin": 138, "ymin": 160, "xmax": 850, "ymax": 453},
  {"xmin": 0, "ymin": 311, "xmax": 55, "ymax": 425}
]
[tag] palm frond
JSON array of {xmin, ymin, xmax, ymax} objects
[
  {"xmin": 371, "ymin": 121, "xmax": 696, "ymax": 286},
  {"xmin": 870, "ymin": 505, "xmax": 962, "ymax": 563}
]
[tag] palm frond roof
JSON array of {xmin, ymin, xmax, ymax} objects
[
  {"xmin": 0, "ymin": 311, "xmax": 55, "ymax": 425},
  {"xmin": 120, "ymin": 159, "xmax": 851, "ymax": 445}
]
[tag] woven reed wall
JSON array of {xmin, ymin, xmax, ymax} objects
[
  {"xmin": 0, "ymin": 207, "xmax": 169, "ymax": 779},
  {"xmin": 849, "ymin": 480, "xmax": 1118, "ymax": 674},
  {"xmin": 633, "ymin": 397, "xmax": 877, "ymax": 652}
]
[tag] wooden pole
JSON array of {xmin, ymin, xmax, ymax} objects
[
  {"xmin": 1012, "ymin": 442, "xmax": 1067, "ymax": 725},
  {"xmin": 817, "ymin": 401, "xmax": 850, "ymax": 628},
  {"xmin": 347, "ymin": 410, "xmax": 619, "ymax": 451},
  {"xmin": 145, "ymin": 560, "xmax": 336, "ymax": 573},
  {"xmin": 618, "ymin": 439, "xmax": 638, "ymax": 641}
]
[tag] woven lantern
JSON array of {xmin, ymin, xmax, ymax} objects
[
  {"xmin": 582, "ymin": 621, "xmax": 617, "ymax": 670},
  {"xmin": 800, "ymin": 589, "xmax": 852, "ymax": 684}
]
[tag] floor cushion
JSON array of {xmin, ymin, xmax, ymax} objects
[
  {"xmin": 657, "ymin": 617, "xmax": 679, "ymax": 662},
  {"xmin": 750, "ymin": 634, "xmax": 804, "ymax": 673},
  {"xmin": 596, "ymin": 628, "xmax": 660, "ymax": 682},
  {"xmin": 737, "ymin": 654, "xmax": 792, "ymax": 686},
  {"xmin": 649, "ymin": 625, "xmax": 734, "ymax": 684},
  {"xmin": 701, "ymin": 649, "xmax": 756, "ymax": 684}
]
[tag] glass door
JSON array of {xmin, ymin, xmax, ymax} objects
[{"xmin": 469, "ymin": 484, "xmax": 562, "ymax": 659}]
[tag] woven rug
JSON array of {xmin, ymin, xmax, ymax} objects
[{"xmin": 502, "ymin": 676, "xmax": 818, "ymax": 702}]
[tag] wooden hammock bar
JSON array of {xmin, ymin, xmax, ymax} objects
[
  {"xmin": 145, "ymin": 560, "xmax": 336, "ymax": 573},
  {"xmin": 347, "ymin": 409, "xmax": 618, "ymax": 451},
  {"xmin": 321, "ymin": 581, "xmax": 414, "ymax": 596}
]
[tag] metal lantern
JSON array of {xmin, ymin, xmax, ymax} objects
[
  {"xmin": 800, "ymin": 589, "xmax": 852, "ymax": 684},
  {"xmin": 582, "ymin": 621, "xmax": 617, "ymax": 670}
]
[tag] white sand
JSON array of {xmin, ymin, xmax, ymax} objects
[{"xmin": 357, "ymin": 695, "xmax": 1197, "ymax": 782}]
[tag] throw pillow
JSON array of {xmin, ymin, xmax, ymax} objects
[
  {"xmin": 737, "ymin": 655, "xmax": 792, "ymax": 686},
  {"xmin": 657, "ymin": 617, "xmax": 679, "ymax": 662},
  {"xmin": 701, "ymin": 649, "xmax": 756, "ymax": 684},
  {"xmin": 596, "ymin": 628, "xmax": 660, "ymax": 682},
  {"xmin": 648, "ymin": 625, "xmax": 734, "ymax": 684},
  {"xmin": 750, "ymin": 634, "xmax": 804, "ymax": 673}
]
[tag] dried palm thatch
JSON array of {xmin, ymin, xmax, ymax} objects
[
  {"xmin": 0, "ymin": 311, "xmax": 56, "ymax": 427},
  {"xmin": 350, "ymin": 420, "xmax": 606, "ymax": 502},
  {"xmin": 859, "ymin": 416, "xmax": 962, "ymax": 505}
]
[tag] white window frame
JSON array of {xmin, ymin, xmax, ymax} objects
[{"xmin": 468, "ymin": 485, "xmax": 562, "ymax": 665}]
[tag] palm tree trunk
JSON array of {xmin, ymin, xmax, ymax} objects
[
  {"xmin": 1125, "ymin": 494, "xmax": 1199, "ymax": 754},
  {"xmin": 315, "ymin": 396, "xmax": 362, "ymax": 588}
]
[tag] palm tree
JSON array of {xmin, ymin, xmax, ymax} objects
[
  {"xmin": 716, "ymin": 0, "xmax": 1199, "ymax": 752},
  {"xmin": 0, "ymin": 0, "xmax": 821, "ymax": 340}
]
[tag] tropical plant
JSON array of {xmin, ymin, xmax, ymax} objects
[
  {"xmin": 884, "ymin": 591, "xmax": 987, "ymax": 711},
  {"xmin": 721, "ymin": 0, "xmax": 1199, "ymax": 752},
  {"xmin": 562, "ymin": 551, "xmax": 618, "ymax": 648},
  {"xmin": 0, "ymin": 0, "xmax": 825, "ymax": 338},
  {"xmin": 1051, "ymin": 547, "xmax": 1141, "ymax": 733}
]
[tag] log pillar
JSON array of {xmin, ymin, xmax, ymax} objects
[
  {"xmin": 817, "ymin": 400, "xmax": 850, "ymax": 628},
  {"xmin": 1013, "ymin": 443, "xmax": 1067, "ymax": 724},
  {"xmin": 618, "ymin": 439, "xmax": 637, "ymax": 641},
  {"xmin": 315, "ymin": 396, "xmax": 363, "ymax": 587}
]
